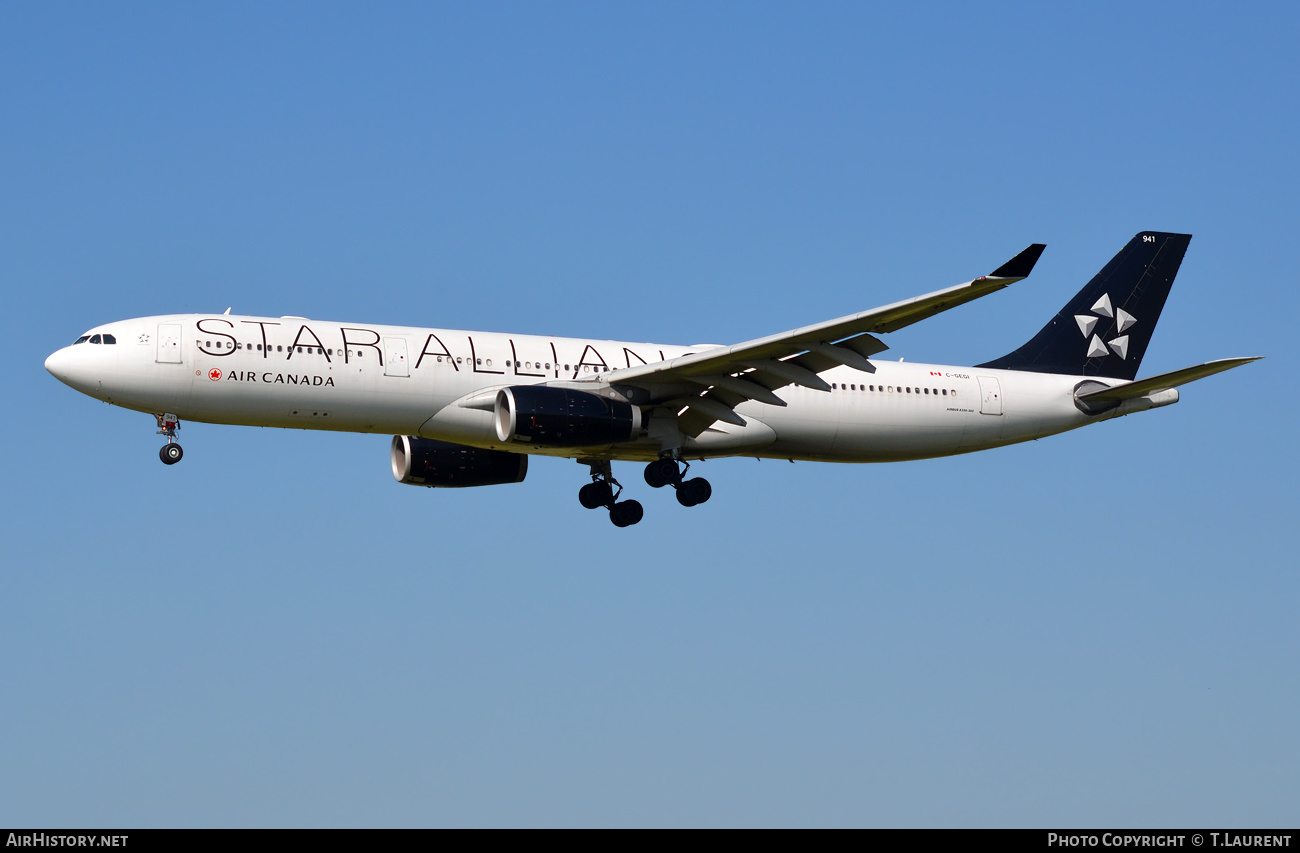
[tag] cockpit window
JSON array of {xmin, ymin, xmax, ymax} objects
[
  {"xmin": 103, "ymin": 334, "xmax": 116, "ymax": 344},
  {"xmin": 73, "ymin": 336, "xmax": 90, "ymax": 345},
  {"xmin": 90, "ymin": 335, "xmax": 102, "ymax": 344}
]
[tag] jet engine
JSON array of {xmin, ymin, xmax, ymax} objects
[
  {"xmin": 391, "ymin": 435, "xmax": 528, "ymax": 487},
  {"xmin": 494, "ymin": 386, "xmax": 641, "ymax": 447}
]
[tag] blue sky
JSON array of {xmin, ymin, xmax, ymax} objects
[{"xmin": 2, "ymin": 2, "xmax": 1296, "ymax": 827}]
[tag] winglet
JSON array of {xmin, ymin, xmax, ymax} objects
[{"xmin": 990, "ymin": 243, "xmax": 1046, "ymax": 279}]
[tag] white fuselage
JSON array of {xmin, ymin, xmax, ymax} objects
[{"xmin": 46, "ymin": 313, "xmax": 1138, "ymax": 463}]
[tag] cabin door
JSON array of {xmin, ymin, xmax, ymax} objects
[
  {"xmin": 384, "ymin": 337, "xmax": 410, "ymax": 377},
  {"xmin": 978, "ymin": 376, "xmax": 1003, "ymax": 415},
  {"xmin": 156, "ymin": 324, "xmax": 182, "ymax": 363}
]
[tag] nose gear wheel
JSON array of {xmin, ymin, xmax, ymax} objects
[{"xmin": 155, "ymin": 413, "xmax": 183, "ymax": 465}]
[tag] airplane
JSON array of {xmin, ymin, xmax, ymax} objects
[{"xmin": 45, "ymin": 231, "xmax": 1259, "ymax": 527}]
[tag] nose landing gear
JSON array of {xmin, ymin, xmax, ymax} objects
[
  {"xmin": 643, "ymin": 455, "xmax": 711, "ymax": 508},
  {"xmin": 578, "ymin": 459, "xmax": 643, "ymax": 527},
  {"xmin": 156, "ymin": 413, "xmax": 183, "ymax": 465}
]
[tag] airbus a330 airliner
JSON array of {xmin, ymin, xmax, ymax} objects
[{"xmin": 46, "ymin": 232, "xmax": 1258, "ymax": 527}]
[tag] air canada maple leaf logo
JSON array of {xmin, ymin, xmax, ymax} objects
[{"xmin": 1075, "ymin": 293, "xmax": 1135, "ymax": 360}]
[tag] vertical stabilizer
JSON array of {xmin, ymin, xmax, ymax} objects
[{"xmin": 977, "ymin": 232, "xmax": 1191, "ymax": 380}]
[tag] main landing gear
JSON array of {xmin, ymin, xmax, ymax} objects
[
  {"xmin": 578, "ymin": 455, "xmax": 712, "ymax": 528},
  {"xmin": 156, "ymin": 413, "xmax": 183, "ymax": 465},
  {"xmin": 578, "ymin": 460, "xmax": 644, "ymax": 527},
  {"xmin": 643, "ymin": 455, "xmax": 712, "ymax": 508}
]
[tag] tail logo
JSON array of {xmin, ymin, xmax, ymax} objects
[{"xmin": 1074, "ymin": 293, "xmax": 1137, "ymax": 360}]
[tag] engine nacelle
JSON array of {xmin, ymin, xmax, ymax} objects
[
  {"xmin": 391, "ymin": 435, "xmax": 528, "ymax": 488},
  {"xmin": 494, "ymin": 385, "xmax": 641, "ymax": 447}
]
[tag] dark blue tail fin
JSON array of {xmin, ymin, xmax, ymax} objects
[{"xmin": 977, "ymin": 232, "xmax": 1191, "ymax": 380}]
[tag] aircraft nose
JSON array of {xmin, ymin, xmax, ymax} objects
[
  {"xmin": 45, "ymin": 347, "xmax": 73, "ymax": 382},
  {"xmin": 45, "ymin": 345, "xmax": 98, "ymax": 395}
]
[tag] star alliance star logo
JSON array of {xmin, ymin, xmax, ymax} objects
[
  {"xmin": 138, "ymin": 333, "xmax": 150, "ymax": 344},
  {"xmin": 1075, "ymin": 293, "xmax": 1135, "ymax": 360}
]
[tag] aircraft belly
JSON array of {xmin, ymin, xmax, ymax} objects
[
  {"xmin": 760, "ymin": 400, "xmax": 839, "ymax": 459},
  {"xmin": 832, "ymin": 421, "xmax": 968, "ymax": 460}
]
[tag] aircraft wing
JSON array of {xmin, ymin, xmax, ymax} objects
[{"xmin": 602, "ymin": 243, "xmax": 1046, "ymax": 435}]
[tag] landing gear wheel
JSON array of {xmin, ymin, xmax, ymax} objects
[
  {"xmin": 159, "ymin": 443, "xmax": 184, "ymax": 465},
  {"xmin": 644, "ymin": 457, "xmax": 681, "ymax": 489},
  {"xmin": 579, "ymin": 480, "xmax": 615, "ymax": 509},
  {"xmin": 609, "ymin": 500, "xmax": 644, "ymax": 527},
  {"xmin": 675, "ymin": 477, "xmax": 711, "ymax": 507}
]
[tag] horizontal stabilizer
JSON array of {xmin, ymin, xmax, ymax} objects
[{"xmin": 1077, "ymin": 357, "xmax": 1262, "ymax": 404}]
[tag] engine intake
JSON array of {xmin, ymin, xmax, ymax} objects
[
  {"xmin": 391, "ymin": 436, "xmax": 528, "ymax": 488},
  {"xmin": 495, "ymin": 386, "xmax": 641, "ymax": 447}
]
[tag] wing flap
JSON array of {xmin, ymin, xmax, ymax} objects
[
  {"xmin": 668, "ymin": 393, "xmax": 747, "ymax": 427},
  {"xmin": 685, "ymin": 374, "xmax": 789, "ymax": 406},
  {"xmin": 743, "ymin": 358, "xmax": 833, "ymax": 392}
]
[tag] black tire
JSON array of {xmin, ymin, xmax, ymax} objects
[
  {"xmin": 676, "ymin": 477, "xmax": 710, "ymax": 507},
  {"xmin": 610, "ymin": 499, "xmax": 643, "ymax": 527},
  {"xmin": 654, "ymin": 458, "xmax": 681, "ymax": 486},
  {"xmin": 619, "ymin": 499, "xmax": 644, "ymax": 525},
  {"xmin": 579, "ymin": 480, "xmax": 614, "ymax": 509},
  {"xmin": 643, "ymin": 461, "xmax": 666, "ymax": 489},
  {"xmin": 160, "ymin": 444, "xmax": 183, "ymax": 465}
]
